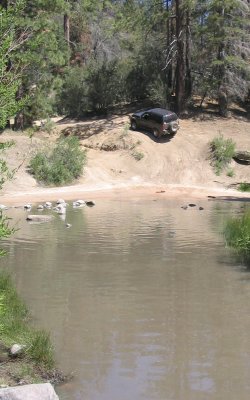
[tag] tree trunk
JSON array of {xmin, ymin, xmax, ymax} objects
[
  {"xmin": 175, "ymin": 0, "xmax": 185, "ymax": 113},
  {"xmin": 13, "ymin": 86, "xmax": 24, "ymax": 130},
  {"xmin": 64, "ymin": 13, "xmax": 70, "ymax": 48},
  {"xmin": 166, "ymin": 0, "xmax": 173, "ymax": 91},
  {"xmin": 216, "ymin": 6, "xmax": 228, "ymax": 116},
  {"xmin": 185, "ymin": 9, "xmax": 192, "ymax": 100},
  {"xmin": 13, "ymin": 113, "xmax": 24, "ymax": 131},
  {"xmin": 0, "ymin": 0, "xmax": 8, "ymax": 9},
  {"xmin": 218, "ymin": 89, "xmax": 229, "ymax": 117}
]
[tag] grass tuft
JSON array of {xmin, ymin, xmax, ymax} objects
[
  {"xmin": 132, "ymin": 151, "xmax": 144, "ymax": 161},
  {"xmin": 226, "ymin": 168, "xmax": 234, "ymax": 177},
  {"xmin": 28, "ymin": 331, "xmax": 55, "ymax": 369},
  {"xmin": 224, "ymin": 209, "xmax": 250, "ymax": 264},
  {"xmin": 210, "ymin": 134, "xmax": 235, "ymax": 175},
  {"xmin": 0, "ymin": 272, "xmax": 55, "ymax": 370}
]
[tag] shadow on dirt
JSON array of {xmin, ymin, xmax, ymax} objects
[
  {"xmin": 183, "ymin": 102, "xmax": 250, "ymax": 122},
  {"xmin": 208, "ymin": 195, "xmax": 250, "ymax": 202},
  {"xmin": 233, "ymin": 158, "xmax": 250, "ymax": 166},
  {"xmin": 130, "ymin": 128, "xmax": 177, "ymax": 143},
  {"xmin": 57, "ymin": 115, "xmax": 127, "ymax": 140},
  {"xmin": 57, "ymin": 113, "xmax": 177, "ymax": 143}
]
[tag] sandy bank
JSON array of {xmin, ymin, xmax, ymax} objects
[{"xmin": 0, "ymin": 183, "xmax": 249, "ymax": 207}]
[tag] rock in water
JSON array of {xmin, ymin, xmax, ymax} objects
[
  {"xmin": 86, "ymin": 200, "xmax": 95, "ymax": 207},
  {"xmin": 26, "ymin": 215, "xmax": 54, "ymax": 222}
]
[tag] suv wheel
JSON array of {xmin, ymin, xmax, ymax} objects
[
  {"xmin": 153, "ymin": 129, "xmax": 159, "ymax": 138},
  {"xmin": 131, "ymin": 120, "xmax": 137, "ymax": 130}
]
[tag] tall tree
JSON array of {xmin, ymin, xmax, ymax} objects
[
  {"xmin": 0, "ymin": 1, "xmax": 31, "ymax": 129},
  {"xmin": 12, "ymin": 0, "xmax": 68, "ymax": 128},
  {"xmin": 175, "ymin": 0, "xmax": 186, "ymax": 113},
  {"xmin": 192, "ymin": 0, "xmax": 250, "ymax": 115}
]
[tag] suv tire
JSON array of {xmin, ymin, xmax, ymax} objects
[
  {"xmin": 131, "ymin": 120, "xmax": 137, "ymax": 130},
  {"xmin": 153, "ymin": 128, "xmax": 159, "ymax": 138}
]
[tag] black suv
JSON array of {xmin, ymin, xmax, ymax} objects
[{"xmin": 130, "ymin": 108, "xmax": 179, "ymax": 138}]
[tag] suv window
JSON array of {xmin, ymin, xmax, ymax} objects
[
  {"xmin": 151, "ymin": 113, "xmax": 163, "ymax": 123},
  {"xmin": 163, "ymin": 113, "xmax": 177, "ymax": 123}
]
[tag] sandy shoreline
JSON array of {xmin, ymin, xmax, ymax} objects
[{"xmin": 0, "ymin": 183, "xmax": 249, "ymax": 206}]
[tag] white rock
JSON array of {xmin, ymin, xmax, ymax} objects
[
  {"xmin": 44, "ymin": 202, "xmax": 52, "ymax": 208},
  {"xmin": 10, "ymin": 344, "xmax": 25, "ymax": 356},
  {"xmin": 0, "ymin": 204, "xmax": 8, "ymax": 210},
  {"xmin": 53, "ymin": 204, "xmax": 66, "ymax": 215},
  {"xmin": 76, "ymin": 199, "xmax": 85, "ymax": 205},
  {"xmin": 37, "ymin": 205, "xmax": 44, "ymax": 210},
  {"xmin": 56, "ymin": 199, "xmax": 66, "ymax": 205},
  {"xmin": 73, "ymin": 199, "xmax": 86, "ymax": 207},
  {"xmin": 0, "ymin": 383, "xmax": 59, "ymax": 400}
]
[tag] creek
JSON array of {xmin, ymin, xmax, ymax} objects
[{"xmin": 1, "ymin": 197, "xmax": 250, "ymax": 400}]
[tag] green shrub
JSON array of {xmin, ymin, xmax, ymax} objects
[
  {"xmin": 57, "ymin": 61, "xmax": 126, "ymax": 116},
  {"xmin": 224, "ymin": 209, "xmax": 250, "ymax": 264},
  {"xmin": 238, "ymin": 182, "xmax": 250, "ymax": 192},
  {"xmin": 148, "ymin": 76, "xmax": 170, "ymax": 108},
  {"xmin": 226, "ymin": 168, "xmax": 234, "ymax": 177},
  {"xmin": 120, "ymin": 123, "xmax": 130, "ymax": 138},
  {"xmin": 41, "ymin": 118, "xmax": 56, "ymax": 134},
  {"xmin": 210, "ymin": 134, "xmax": 236, "ymax": 175},
  {"xmin": 0, "ymin": 212, "xmax": 15, "ymax": 256},
  {"xmin": 29, "ymin": 136, "xmax": 87, "ymax": 186},
  {"xmin": 0, "ymin": 273, "xmax": 55, "ymax": 369},
  {"xmin": 132, "ymin": 151, "xmax": 144, "ymax": 161}
]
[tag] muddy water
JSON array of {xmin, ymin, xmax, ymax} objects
[{"xmin": 1, "ymin": 198, "xmax": 250, "ymax": 400}]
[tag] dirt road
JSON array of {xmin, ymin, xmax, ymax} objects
[{"xmin": 0, "ymin": 113, "xmax": 249, "ymax": 204}]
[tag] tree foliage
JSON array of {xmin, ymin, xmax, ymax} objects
[
  {"xmin": 0, "ymin": 1, "xmax": 30, "ymax": 128},
  {"xmin": 0, "ymin": 0, "xmax": 249, "ymax": 123}
]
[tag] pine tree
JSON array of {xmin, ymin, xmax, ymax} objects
[{"xmin": 192, "ymin": 0, "xmax": 250, "ymax": 115}]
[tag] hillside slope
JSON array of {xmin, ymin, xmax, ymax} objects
[{"xmin": 0, "ymin": 114, "xmax": 249, "ymax": 203}]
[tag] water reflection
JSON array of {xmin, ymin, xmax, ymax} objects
[{"xmin": 1, "ymin": 199, "xmax": 250, "ymax": 400}]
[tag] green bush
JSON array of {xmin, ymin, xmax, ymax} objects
[
  {"xmin": 57, "ymin": 61, "xmax": 126, "ymax": 116},
  {"xmin": 57, "ymin": 67, "xmax": 89, "ymax": 117},
  {"xmin": 239, "ymin": 182, "xmax": 250, "ymax": 192},
  {"xmin": 29, "ymin": 136, "xmax": 87, "ymax": 186},
  {"xmin": 224, "ymin": 209, "xmax": 250, "ymax": 264},
  {"xmin": 226, "ymin": 168, "xmax": 234, "ymax": 177},
  {"xmin": 210, "ymin": 134, "xmax": 236, "ymax": 175},
  {"xmin": 41, "ymin": 118, "xmax": 56, "ymax": 134},
  {"xmin": 132, "ymin": 150, "xmax": 144, "ymax": 161},
  {"xmin": 148, "ymin": 76, "xmax": 170, "ymax": 108}
]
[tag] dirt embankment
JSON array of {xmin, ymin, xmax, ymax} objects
[{"xmin": 0, "ymin": 112, "xmax": 249, "ymax": 205}]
